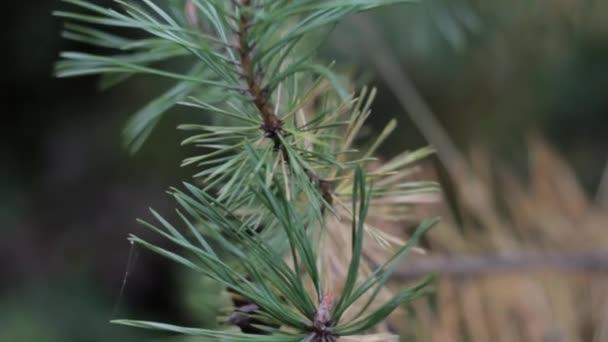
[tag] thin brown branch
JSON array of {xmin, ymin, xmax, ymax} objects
[
  {"xmin": 235, "ymin": 0, "xmax": 334, "ymax": 204},
  {"xmin": 394, "ymin": 251, "xmax": 608, "ymax": 280},
  {"xmin": 237, "ymin": 0, "xmax": 283, "ymax": 135}
]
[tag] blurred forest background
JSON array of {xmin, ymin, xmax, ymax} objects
[{"xmin": 2, "ymin": 0, "xmax": 608, "ymax": 341}]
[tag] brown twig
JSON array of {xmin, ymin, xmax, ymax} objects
[
  {"xmin": 237, "ymin": 0, "xmax": 283, "ymax": 137},
  {"xmin": 235, "ymin": 0, "xmax": 333, "ymax": 203},
  {"xmin": 394, "ymin": 251, "xmax": 608, "ymax": 280}
]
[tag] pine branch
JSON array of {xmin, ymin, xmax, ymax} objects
[{"xmin": 54, "ymin": 0, "xmax": 436, "ymax": 339}]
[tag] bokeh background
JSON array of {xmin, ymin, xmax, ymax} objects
[{"xmin": 2, "ymin": 1, "xmax": 608, "ymax": 341}]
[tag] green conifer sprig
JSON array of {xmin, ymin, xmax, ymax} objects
[
  {"xmin": 113, "ymin": 167, "xmax": 436, "ymax": 340},
  {"xmin": 54, "ymin": 0, "xmax": 437, "ymax": 339},
  {"xmin": 55, "ymin": 0, "xmax": 434, "ymax": 231}
]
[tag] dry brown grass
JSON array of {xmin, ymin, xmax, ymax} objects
[{"xmin": 395, "ymin": 137, "xmax": 608, "ymax": 342}]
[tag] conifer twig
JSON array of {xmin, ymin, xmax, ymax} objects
[
  {"xmin": 236, "ymin": 0, "xmax": 283, "ymax": 136},
  {"xmin": 235, "ymin": 0, "xmax": 334, "ymax": 205},
  {"xmin": 54, "ymin": 1, "xmax": 436, "ymax": 339}
]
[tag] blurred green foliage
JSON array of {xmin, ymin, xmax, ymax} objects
[
  {"xmin": 0, "ymin": 280, "xmax": 141, "ymax": 342},
  {"xmin": 327, "ymin": 0, "xmax": 608, "ymax": 188}
]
